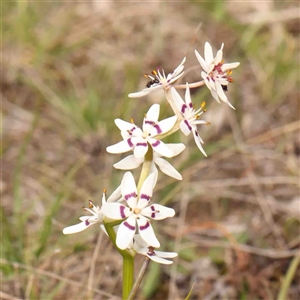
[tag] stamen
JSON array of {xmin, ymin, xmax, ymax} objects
[
  {"xmin": 130, "ymin": 118, "xmax": 134, "ymax": 124},
  {"xmin": 206, "ymin": 122, "xmax": 211, "ymax": 126},
  {"xmin": 201, "ymin": 102, "xmax": 206, "ymax": 108},
  {"xmin": 103, "ymin": 188, "xmax": 107, "ymax": 194}
]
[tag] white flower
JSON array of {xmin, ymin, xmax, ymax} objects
[
  {"xmin": 106, "ymin": 104, "xmax": 177, "ymax": 158},
  {"xmin": 132, "ymin": 235, "xmax": 177, "ymax": 265},
  {"xmin": 62, "ymin": 186, "xmax": 121, "ymax": 235},
  {"xmin": 195, "ymin": 42, "xmax": 240, "ymax": 109},
  {"xmin": 128, "ymin": 57, "xmax": 186, "ymax": 98},
  {"xmin": 102, "ymin": 172, "xmax": 175, "ymax": 250},
  {"xmin": 172, "ymin": 85, "xmax": 209, "ymax": 156},
  {"xmin": 113, "ymin": 143, "xmax": 185, "ymax": 180}
]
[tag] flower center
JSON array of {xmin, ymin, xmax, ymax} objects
[{"xmin": 133, "ymin": 208, "xmax": 141, "ymax": 214}]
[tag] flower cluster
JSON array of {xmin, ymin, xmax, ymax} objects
[{"xmin": 63, "ymin": 42, "xmax": 239, "ymax": 265}]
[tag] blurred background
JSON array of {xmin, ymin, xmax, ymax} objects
[{"xmin": 2, "ymin": 1, "xmax": 299, "ymax": 299}]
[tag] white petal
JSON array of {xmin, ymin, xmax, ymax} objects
[
  {"xmin": 115, "ymin": 119, "xmax": 136, "ymax": 132},
  {"xmin": 147, "ymin": 254, "xmax": 173, "ymax": 265},
  {"xmin": 116, "ymin": 216, "xmax": 137, "ymax": 250},
  {"xmin": 134, "ymin": 142, "xmax": 148, "ymax": 158},
  {"xmin": 63, "ymin": 221, "xmax": 93, "ymax": 234},
  {"xmin": 151, "ymin": 116, "xmax": 177, "ymax": 136},
  {"xmin": 204, "ymin": 42, "xmax": 214, "ymax": 65},
  {"xmin": 154, "ymin": 157, "xmax": 183, "ymax": 180},
  {"xmin": 192, "ymin": 129, "xmax": 207, "ymax": 157},
  {"xmin": 154, "ymin": 250, "xmax": 178, "ymax": 258},
  {"xmin": 214, "ymin": 43, "xmax": 224, "ymax": 64},
  {"xmin": 128, "ymin": 85, "xmax": 162, "ymax": 98},
  {"xmin": 142, "ymin": 204, "xmax": 175, "ymax": 220},
  {"xmin": 137, "ymin": 173, "xmax": 156, "ymax": 209},
  {"xmin": 222, "ymin": 62, "xmax": 240, "ymax": 71},
  {"xmin": 106, "ymin": 140, "xmax": 133, "ymax": 154},
  {"xmin": 164, "ymin": 143, "xmax": 186, "ymax": 156},
  {"xmin": 171, "ymin": 87, "xmax": 185, "ymax": 113},
  {"xmin": 215, "ymin": 82, "xmax": 228, "ymax": 102},
  {"xmin": 180, "ymin": 119, "xmax": 193, "ymax": 136},
  {"xmin": 184, "ymin": 83, "xmax": 193, "ymax": 110},
  {"xmin": 113, "ymin": 155, "xmax": 143, "ymax": 170},
  {"xmin": 201, "ymin": 72, "xmax": 212, "ymax": 91},
  {"xmin": 210, "ymin": 88, "xmax": 221, "ymax": 103},
  {"xmin": 195, "ymin": 49, "xmax": 208, "ymax": 72},
  {"xmin": 137, "ymin": 218, "xmax": 160, "ymax": 248},
  {"xmin": 102, "ymin": 203, "xmax": 131, "ymax": 220},
  {"xmin": 106, "ymin": 185, "xmax": 122, "ymax": 203},
  {"xmin": 121, "ymin": 172, "xmax": 138, "ymax": 208},
  {"xmin": 145, "ymin": 104, "xmax": 160, "ymax": 123},
  {"xmin": 149, "ymin": 138, "xmax": 174, "ymax": 158}
]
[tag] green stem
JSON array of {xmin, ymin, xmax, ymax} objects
[
  {"xmin": 277, "ymin": 254, "xmax": 300, "ymax": 300},
  {"xmin": 104, "ymin": 224, "xmax": 135, "ymax": 299},
  {"xmin": 137, "ymin": 147, "xmax": 153, "ymax": 192}
]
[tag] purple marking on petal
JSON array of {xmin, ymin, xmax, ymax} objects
[
  {"xmin": 120, "ymin": 205, "xmax": 126, "ymax": 218},
  {"xmin": 124, "ymin": 221, "xmax": 135, "ymax": 231},
  {"xmin": 145, "ymin": 120, "xmax": 155, "ymax": 126},
  {"xmin": 139, "ymin": 222, "xmax": 150, "ymax": 231},
  {"xmin": 147, "ymin": 251, "xmax": 155, "ymax": 257},
  {"xmin": 151, "ymin": 140, "xmax": 160, "ymax": 148},
  {"xmin": 184, "ymin": 120, "xmax": 192, "ymax": 131},
  {"xmin": 136, "ymin": 142, "xmax": 148, "ymax": 147},
  {"xmin": 124, "ymin": 192, "xmax": 137, "ymax": 201},
  {"xmin": 189, "ymin": 102, "xmax": 193, "ymax": 108},
  {"xmin": 195, "ymin": 130, "xmax": 199, "ymax": 137},
  {"xmin": 150, "ymin": 206, "xmax": 156, "ymax": 218},
  {"xmin": 140, "ymin": 194, "xmax": 151, "ymax": 202},
  {"xmin": 153, "ymin": 124, "xmax": 162, "ymax": 134},
  {"xmin": 181, "ymin": 104, "xmax": 187, "ymax": 114},
  {"xmin": 85, "ymin": 220, "xmax": 90, "ymax": 226},
  {"xmin": 127, "ymin": 138, "xmax": 134, "ymax": 147},
  {"xmin": 130, "ymin": 127, "xmax": 137, "ymax": 134}
]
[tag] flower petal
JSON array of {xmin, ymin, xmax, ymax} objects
[
  {"xmin": 164, "ymin": 143, "xmax": 186, "ymax": 156},
  {"xmin": 116, "ymin": 215, "xmax": 137, "ymax": 250},
  {"xmin": 149, "ymin": 138, "xmax": 174, "ymax": 157},
  {"xmin": 154, "ymin": 250, "xmax": 178, "ymax": 258},
  {"xmin": 192, "ymin": 129, "xmax": 207, "ymax": 157},
  {"xmin": 137, "ymin": 218, "xmax": 160, "ymax": 248},
  {"xmin": 113, "ymin": 155, "xmax": 143, "ymax": 170},
  {"xmin": 114, "ymin": 119, "xmax": 136, "ymax": 132},
  {"xmin": 214, "ymin": 43, "xmax": 224, "ymax": 64},
  {"xmin": 222, "ymin": 62, "xmax": 240, "ymax": 71},
  {"xmin": 106, "ymin": 140, "xmax": 133, "ymax": 154},
  {"xmin": 121, "ymin": 172, "xmax": 138, "ymax": 208},
  {"xmin": 145, "ymin": 104, "xmax": 160, "ymax": 123},
  {"xmin": 204, "ymin": 42, "xmax": 214, "ymax": 65},
  {"xmin": 106, "ymin": 185, "xmax": 122, "ymax": 203},
  {"xmin": 63, "ymin": 221, "xmax": 94, "ymax": 235},
  {"xmin": 102, "ymin": 203, "xmax": 131, "ymax": 220},
  {"xmin": 134, "ymin": 141, "xmax": 148, "ymax": 158},
  {"xmin": 137, "ymin": 173, "xmax": 157, "ymax": 209},
  {"xmin": 180, "ymin": 119, "xmax": 193, "ymax": 136},
  {"xmin": 195, "ymin": 49, "xmax": 208, "ymax": 72},
  {"xmin": 154, "ymin": 157, "xmax": 183, "ymax": 180},
  {"xmin": 151, "ymin": 116, "xmax": 177, "ymax": 137},
  {"xmin": 128, "ymin": 85, "xmax": 162, "ymax": 98},
  {"xmin": 141, "ymin": 204, "xmax": 175, "ymax": 220}
]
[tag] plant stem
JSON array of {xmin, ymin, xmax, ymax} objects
[
  {"xmin": 137, "ymin": 147, "xmax": 153, "ymax": 192},
  {"xmin": 128, "ymin": 257, "xmax": 151, "ymax": 300},
  {"xmin": 277, "ymin": 254, "xmax": 300, "ymax": 300},
  {"xmin": 104, "ymin": 224, "xmax": 135, "ymax": 299}
]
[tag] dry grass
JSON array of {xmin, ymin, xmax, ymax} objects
[{"xmin": 2, "ymin": 1, "xmax": 300, "ymax": 299}]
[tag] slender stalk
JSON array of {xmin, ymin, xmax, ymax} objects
[
  {"xmin": 276, "ymin": 254, "xmax": 300, "ymax": 300},
  {"xmin": 172, "ymin": 80, "xmax": 205, "ymax": 89},
  {"xmin": 137, "ymin": 147, "xmax": 153, "ymax": 192},
  {"xmin": 104, "ymin": 224, "xmax": 135, "ymax": 299},
  {"xmin": 128, "ymin": 257, "xmax": 151, "ymax": 300}
]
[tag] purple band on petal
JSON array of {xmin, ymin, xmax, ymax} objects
[
  {"xmin": 130, "ymin": 127, "xmax": 137, "ymax": 134},
  {"xmin": 181, "ymin": 104, "xmax": 187, "ymax": 114},
  {"xmin": 124, "ymin": 221, "xmax": 135, "ymax": 231},
  {"xmin": 139, "ymin": 222, "xmax": 150, "ymax": 231},
  {"xmin": 124, "ymin": 192, "xmax": 137, "ymax": 201},
  {"xmin": 127, "ymin": 138, "xmax": 134, "ymax": 147},
  {"xmin": 140, "ymin": 194, "xmax": 151, "ymax": 202},
  {"xmin": 120, "ymin": 205, "xmax": 126, "ymax": 218},
  {"xmin": 153, "ymin": 124, "xmax": 162, "ymax": 134},
  {"xmin": 150, "ymin": 205, "xmax": 156, "ymax": 218},
  {"xmin": 194, "ymin": 130, "xmax": 199, "ymax": 137},
  {"xmin": 136, "ymin": 142, "xmax": 147, "ymax": 147},
  {"xmin": 147, "ymin": 251, "xmax": 155, "ymax": 257},
  {"xmin": 85, "ymin": 220, "xmax": 90, "ymax": 226},
  {"xmin": 151, "ymin": 140, "xmax": 160, "ymax": 148},
  {"xmin": 184, "ymin": 120, "xmax": 192, "ymax": 131},
  {"xmin": 189, "ymin": 102, "xmax": 193, "ymax": 108},
  {"xmin": 145, "ymin": 120, "xmax": 155, "ymax": 126}
]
